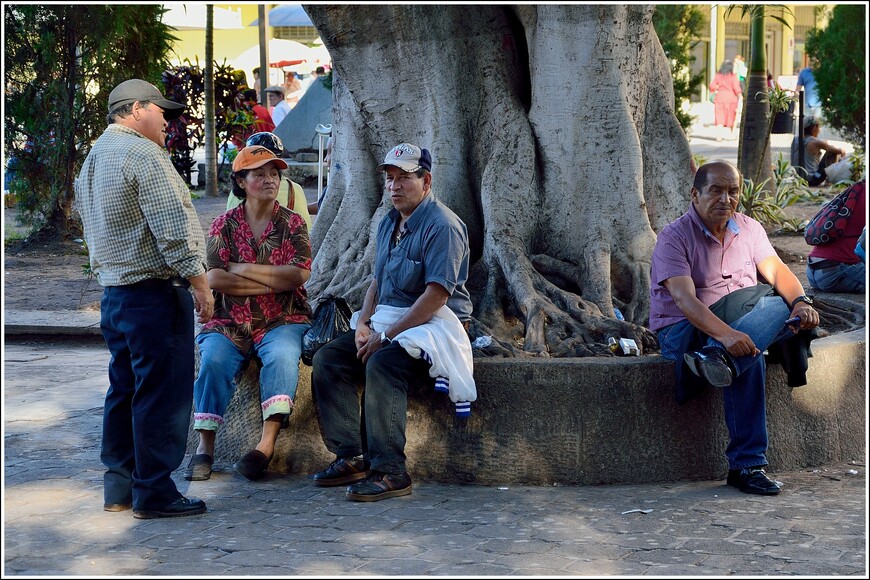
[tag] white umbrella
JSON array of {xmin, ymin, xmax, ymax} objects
[
  {"xmin": 309, "ymin": 44, "xmax": 331, "ymax": 67},
  {"xmin": 232, "ymin": 38, "xmax": 314, "ymax": 76}
]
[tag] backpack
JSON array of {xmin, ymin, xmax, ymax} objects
[{"xmin": 804, "ymin": 180, "xmax": 865, "ymax": 245}]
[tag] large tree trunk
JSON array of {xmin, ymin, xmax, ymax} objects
[{"xmin": 305, "ymin": 4, "xmax": 692, "ymax": 357}]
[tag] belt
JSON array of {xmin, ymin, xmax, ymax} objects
[
  {"xmin": 126, "ymin": 277, "xmax": 191, "ymax": 290},
  {"xmin": 808, "ymin": 259, "xmax": 841, "ymax": 271}
]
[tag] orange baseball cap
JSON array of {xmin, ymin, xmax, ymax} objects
[{"xmin": 232, "ymin": 145, "xmax": 289, "ymax": 172}]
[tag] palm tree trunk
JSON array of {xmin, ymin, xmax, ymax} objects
[
  {"xmin": 204, "ymin": 5, "xmax": 218, "ymax": 197},
  {"xmin": 738, "ymin": 10, "xmax": 773, "ymax": 191}
]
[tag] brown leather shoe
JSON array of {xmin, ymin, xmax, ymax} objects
[
  {"xmin": 312, "ymin": 457, "xmax": 368, "ymax": 487},
  {"xmin": 346, "ymin": 470, "xmax": 412, "ymax": 502},
  {"xmin": 184, "ymin": 453, "xmax": 214, "ymax": 481},
  {"xmin": 103, "ymin": 503, "xmax": 132, "ymax": 512}
]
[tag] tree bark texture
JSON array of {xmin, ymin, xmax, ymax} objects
[{"xmin": 305, "ymin": 4, "xmax": 693, "ymax": 357}]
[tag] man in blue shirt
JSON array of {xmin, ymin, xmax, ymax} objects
[
  {"xmin": 796, "ymin": 66, "xmax": 821, "ymax": 117},
  {"xmin": 310, "ymin": 143, "xmax": 473, "ymax": 502}
]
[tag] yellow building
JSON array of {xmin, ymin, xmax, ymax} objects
[{"xmin": 163, "ymin": 3, "xmax": 320, "ymax": 88}]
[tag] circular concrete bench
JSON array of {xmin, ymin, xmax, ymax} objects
[{"xmin": 187, "ymin": 330, "xmax": 865, "ymax": 485}]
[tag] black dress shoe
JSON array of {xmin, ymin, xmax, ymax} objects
[
  {"xmin": 727, "ymin": 467, "xmax": 782, "ymax": 495},
  {"xmin": 684, "ymin": 346, "xmax": 734, "ymax": 387},
  {"xmin": 133, "ymin": 496, "xmax": 207, "ymax": 519},
  {"xmin": 312, "ymin": 457, "xmax": 368, "ymax": 487}
]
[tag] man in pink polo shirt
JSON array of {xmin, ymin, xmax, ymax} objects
[{"xmin": 650, "ymin": 160, "xmax": 819, "ymax": 496}]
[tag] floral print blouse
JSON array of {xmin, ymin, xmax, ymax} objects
[{"xmin": 200, "ymin": 201, "xmax": 312, "ymax": 354}]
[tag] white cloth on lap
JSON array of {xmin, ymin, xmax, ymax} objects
[{"xmin": 350, "ymin": 305, "xmax": 477, "ymax": 415}]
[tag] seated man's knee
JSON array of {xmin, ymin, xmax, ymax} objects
[{"xmin": 313, "ymin": 332, "xmax": 355, "ymax": 366}]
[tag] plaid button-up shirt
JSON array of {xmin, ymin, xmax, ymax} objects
[{"xmin": 75, "ymin": 124, "xmax": 206, "ymax": 286}]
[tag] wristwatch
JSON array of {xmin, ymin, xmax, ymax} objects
[
  {"xmin": 380, "ymin": 331, "xmax": 392, "ymax": 346},
  {"xmin": 790, "ymin": 295, "xmax": 814, "ymax": 309}
]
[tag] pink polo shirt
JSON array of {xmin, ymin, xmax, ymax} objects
[{"xmin": 649, "ymin": 205, "xmax": 777, "ymax": 331}]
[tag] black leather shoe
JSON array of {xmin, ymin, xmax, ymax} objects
[
  {"xmin": 346, "ymin": 470, "xmax": 412, "ymax": 502},
  {"xmin": 684, "ymin": 346, "xmax": 734, "ymax": 387},
  {"xmin": 312, "ymin": 457, "xmax": 368, "ymax": 487},
  {"xmin": 133, "ymin": 496, "xmax": 207, "ymax": 519},
  {"xmin": 727, "ymin": 467, "xmax": 782, "ymax": 495}
]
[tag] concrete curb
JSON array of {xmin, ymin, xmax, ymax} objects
[{"xmin": 4, "ymin": 309, "xmax": 102, "ymax": 337}]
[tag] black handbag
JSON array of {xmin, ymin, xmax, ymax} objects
[{"xmin": 301, "ymin": 295, "xmax": 353, "ymax": 366}]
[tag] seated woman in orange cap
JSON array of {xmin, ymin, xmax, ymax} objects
[{"xmin": 187, "ymin": 145, "xmax": 312, "ymax": 482}]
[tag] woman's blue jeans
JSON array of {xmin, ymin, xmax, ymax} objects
[
  {"xmin": 310, "ymin": 330, "xmax": 432, "ymax": 476},
  {"xmin": 658, "ymin": 296, "xmax": 795, "ymax": 470},
  {"xmin": 807, "ymin": 262, "xmax": 866, "ymax": 293},
  {"xmin": 193, "ymin": 323, "xmax": 308, "ymax": 431}
]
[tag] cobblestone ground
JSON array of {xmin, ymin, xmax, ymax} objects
[{"xmin": 3, "ymin": 340, "xmax": 867, "ymax": 576}]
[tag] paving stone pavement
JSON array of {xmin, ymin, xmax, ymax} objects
[{"xmin": 3, "ymin": 337, "xmax": 866, "ymax": 576}]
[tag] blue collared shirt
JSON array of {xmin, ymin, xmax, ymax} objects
[{"xmin": 374, "ymin": 194, "xmax": 472, "ymax": 321}]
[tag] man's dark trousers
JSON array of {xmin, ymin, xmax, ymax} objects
[
  {"xmin": 311, "ymin": 330, "xmax": 432, "ymax": 475},
  {"xmin": 100, "ymin": 281, "xmax": 195, "ymax": 510}
]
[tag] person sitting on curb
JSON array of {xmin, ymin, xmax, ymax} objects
[
  {"xmin": 650, "ymin": 160, "xmax": 819, "ymax": 496},
  {"xmin": 227, "ymin": 131, "xmax": 312, "ymax": 231},
  {"xmin": 186, "ymin": 145, "xmax": 312, "ymax": 482},
  {"xmin": 309, "ymin": 143, "xmax": 475, "ymax": 502},
  {"xmin": 790, "ymin": 116, "xmax": 846, "ymax": 186},
  {"xmin": 806, "ymin": 180, "xmax": 866, "ymax": 294}
]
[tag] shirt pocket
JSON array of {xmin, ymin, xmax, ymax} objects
[{"xmin": 390, "ymin": 250, "xmax": 425, "ymax": 292}]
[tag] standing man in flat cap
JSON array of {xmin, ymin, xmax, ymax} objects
[
  {"xmin": 75, "ymin": 79, "xmax": 214, "ymax": 519},
  {"xmin": 310, "ymin": 143, "xmax": 476, "ymax": 502}
]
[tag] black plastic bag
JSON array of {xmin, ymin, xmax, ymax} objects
[{"xmin": 301, "ymin": 295, "xmax": 353, "ymax": 366}]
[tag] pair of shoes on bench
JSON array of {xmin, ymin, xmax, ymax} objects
[
  {"xmin": 234, "ymin": 449, "xmax": 272, "ymax": 481},
  {"xmin": 184, "ymin": 454, "xmax": 214, "ymax": 481}
]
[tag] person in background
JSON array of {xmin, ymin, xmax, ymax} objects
[
  {"xmin": 806, "ymin": 180, "xmax": 866, "ymax": 294},
  {"xmin": 733, "ymin": 54, "xmax": 748, "ymax": 91},
  {"xmin": 709, "ymin": 60, "xmax": 742, "ymax": 140},
  {"xmin": 75, "ymin": 78, "xmax": 213, "ymax": 519},
  {"xmin": 187, "ymin": 145, "xmax": 312, "ymax": 482},
  {"xmin": 231, "ymin": 89, "xmax": 275, "ymax": 150},
  {"xmin": 283, "ymin": 70, "xmax": 303, "ymax": 108},
  {"xmin": 252, "ymin": 67, "xmax": 261, "ymax": 95},
  {"xmin": 790, "ymin": 116, "xmax": 846, "ymax": 186},
  {"xmin": 265, "ymin": 85, "xmax": 291, "ymax": 128},
  {"xmin": 796, "ymin": 64, "xmax": 821, "ymax": 118},
  {"xmin": 226, "ymin": 132, "xmax": 312, "ymax": 231}
]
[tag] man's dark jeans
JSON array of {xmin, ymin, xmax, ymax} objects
[{"xmin": 311, "ymin": 330, "xmax": 432, "ymax": 475}]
